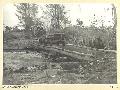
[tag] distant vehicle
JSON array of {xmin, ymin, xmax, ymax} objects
[{"xmin": 39, "ymin": 33, "xmax": 66, "ymax": 46}]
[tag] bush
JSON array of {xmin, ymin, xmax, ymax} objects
[
  {"xmin": 4, "ymin": 33, "xmax": 18, "ymax": 40},
  {"xmin": 88, "ymin": 37, "xmax": 105, "ymax": 49}
]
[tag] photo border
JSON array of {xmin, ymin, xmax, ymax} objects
[{"xmin": 0, "ymin": 0, "xmax": 120, "ymax": 90}]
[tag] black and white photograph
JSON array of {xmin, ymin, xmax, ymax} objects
[{"xmin": 3, "ymin": 3, "xmax": 117, "ymax": 84}]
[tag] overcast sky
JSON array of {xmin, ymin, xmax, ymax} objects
[{"xmin": 3, "ymin": 3, "xmax": 114, "ymax": 27}]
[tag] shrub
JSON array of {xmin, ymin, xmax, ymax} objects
[
  {"xmin": 4, "ymin": 33, "xmax": 18, "ymax": 40},
  {"xmin": 88, "ymin": 37, "xmax": 105, "ymax": 49}
]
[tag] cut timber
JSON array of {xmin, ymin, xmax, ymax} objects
[{"xmin": 37, "ymin": 45, "xmax": 95, "ymax": 61}]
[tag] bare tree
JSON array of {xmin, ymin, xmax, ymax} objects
[
  {"xmin": 104, "ymin": 4, "xmax": 117, "ymax": 50},
  {"xmin": 15, "ymin": 3, "xmax": 38, "ymax": 38},
  {"xmin": 43, "ymin": 4, "xmax": 70, "ymax": 32}
]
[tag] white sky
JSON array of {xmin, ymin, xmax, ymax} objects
[{"xmin": 3, "ymin": 3, "xmax": 114, "ymax": 27}]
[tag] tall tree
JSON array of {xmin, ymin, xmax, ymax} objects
[
  {"xmin": 112, "ymin": 4, "xmax": 117, "ymax": 32},
  {"xmin": 43, "ymin": 4, "xmax": 70, "ymax": 32},
  {"xmin": 15, "ymin": 3, "xmax": 38, "ymax": 38},
  {"xmin": 31, "ymin": 18, "xmax": 46, "ymax": 37},
  {"xmin": 104, "ymin": 4, "xmax": 117, "ymax": 50}
]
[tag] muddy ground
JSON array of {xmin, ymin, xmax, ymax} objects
[{"xmin": 3, "ymin": 51, "xmax": 117, "ymax": 84}]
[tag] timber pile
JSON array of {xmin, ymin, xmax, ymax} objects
[
  {"xmin": 35, "ymin": 44, "xmax": 116, "ymax": 62},
  {"xmin": 36, "ymin": 45, "xmax": 91, "ymax": 61}
]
